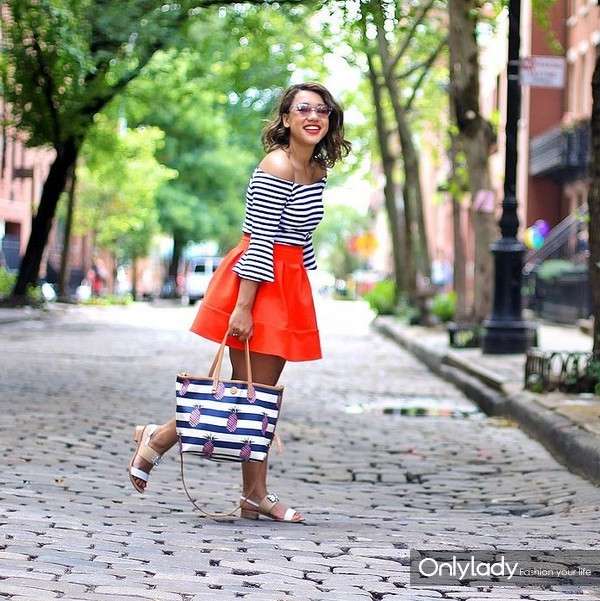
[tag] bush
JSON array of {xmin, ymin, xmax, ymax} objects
[
  {"xmin": 587, "ymin": 359, "xmax": 600, "ymax": 397},
  {"xmin": 431, "ymin": 291, "xmax": 456, "ymax": 323},
  {"xmin": 82, "ymin": 293, "xmax": 134, "ymax": 306},
  {"xmin": 0, "ymin": 267, "xmax": 16, "ymax": 299},
  {"xmin": 363, "ymin": 279, "xmax": 396, "ymax": 315},
  {"xmin": 396, "ymin": 296, "xmax": 421, "ymax": 324},
  {"xmin": 536, "ymin": 260, "xmax": 586, "ymax": 281}
]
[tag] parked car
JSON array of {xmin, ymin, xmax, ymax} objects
[{"xmin": 184, "ymin": 255, "xmax": 222, "ymax": 305}]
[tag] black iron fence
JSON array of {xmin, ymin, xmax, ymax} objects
[
  {"xmin": 526, "ymin": 269, "xmax": 591, "ymax": 324},
  {"xmin": 525, "ymin": 350, "xmax": 597, "ymax": 393},
  {"xmin": 522, "ymin": 207, "xmax": 590, "ymax": 325}
]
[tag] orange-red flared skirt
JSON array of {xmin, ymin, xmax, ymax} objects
[{"xmin": 189, "ymin": 234, "xmax": 321, "ymax": 361}]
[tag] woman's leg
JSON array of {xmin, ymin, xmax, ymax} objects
[
  {"xmin": 129, "ymin": 351, "xmax": 222, "ymax": 491},
  {"xmin": 229, "ymin": 348, "xmax": 302, "ymax": 521}
]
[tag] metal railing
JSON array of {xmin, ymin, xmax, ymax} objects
[{"xmin": 523, "ymin": 207, "xmax": 588, "ymax": 275}]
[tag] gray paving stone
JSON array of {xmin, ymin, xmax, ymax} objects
[{"xmin": 2, "ymin": 302, "xmax": 600, "ymax": 601}]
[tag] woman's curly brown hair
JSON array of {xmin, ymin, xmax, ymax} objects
[{"xmin": 262, "ymin": 82, "xmax": 352, "ymax": 170}]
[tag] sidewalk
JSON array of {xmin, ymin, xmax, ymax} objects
[
  {"xmin": 374, "ymin": 316, "xmax": 600, "ymax": 485},
  {"xmin": 0, "ymin": 306, "xmax": 47, "ymax": 324}
]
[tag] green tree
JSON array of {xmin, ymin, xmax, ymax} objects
[
  {"xmin": 122, "ymin": 3, "xmax": 322, "ymax": 288},
  {"xmin": 448, "ymin": 0, "xmax": 497, "ymax": 322},
  {"xmin": 76, "ymin": 113, "xmax": 176, "ymax": 297},
  {"xmin": 313, "ymin": 204, "xmax": 369, "ymax": 279},
  {"xmin": 0, "ymin": 0, "xmax": 309, "ymax": 302}
]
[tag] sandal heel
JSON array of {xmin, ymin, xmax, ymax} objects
[
  {"xmin": 133, "ymin": 425, "xmax": 144, "ymax": 443},
  {"xmin": 240, "ymin": 508, "xmax": 259, "ymax": 520}
]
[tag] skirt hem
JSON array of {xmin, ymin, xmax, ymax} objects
[{"xmin": 190, "ymin": 301, "xmax": 322, "ymax": 362}]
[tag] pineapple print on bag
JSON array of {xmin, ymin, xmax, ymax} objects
[
  {"xmin": 227, "ymin": 408, "xmax": 239, "ymax": 432},
  {"xmin": 179, "ymin": 378, "xmax": 190, "ymax": 396},
  {"xmin": 213, "ymin": 380, "xmax": 225, "ymax": 400},
  {"xmin": 247, "ymin": 383, "xmax": 256, "ymax": 404},
  {"xmin": 189, "ymin": 405, "xmax": 202, "ymax": 428},
  {"xmin": 261, "ymin": 412, "xmax": 269, "ymax": 436},
  {"xmin": 202, "ymin": 435, "xmax": 216, "ymax": 458},
  {"xmin": 240, "ymin": 439, "xmax": 252, "ymax": 461}
]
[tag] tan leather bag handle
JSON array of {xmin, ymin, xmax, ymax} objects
[{"xmin": 208, "ymin": 326, "xmax": 255, "ymax": 399}]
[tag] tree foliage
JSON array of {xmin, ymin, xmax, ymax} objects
[
  {"xmin": 77, "ymin": 112, "xmax": 176, "ymax": 262},
  {"xmin": 0, "ymin": 0, "xmax": 314, "ymax": 299}
]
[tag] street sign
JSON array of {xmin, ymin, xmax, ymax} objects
[{"xmin": 520, "ymin": 56, "xmax": 566, "ymax": 88}]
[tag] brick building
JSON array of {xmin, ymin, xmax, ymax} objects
[
  {"xmin": 0, "ymin": 99, "xmax": 54, "ymax": 271},
  {"xmin": 526, "ymin": 0, "xmax": 598, "ymax": 226}
]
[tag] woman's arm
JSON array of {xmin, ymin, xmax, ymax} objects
[
  {"xmin": 229, "ymin": 152, "xmax": 296, "ymax": 341},
  {"xmin": 228, "ymin": 279, "xmax": 259, "ymax": 341}
]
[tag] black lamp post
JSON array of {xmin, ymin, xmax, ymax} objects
[{"xmin": 481, "ymin": 0, "xmax": 537, "ymax": 354}]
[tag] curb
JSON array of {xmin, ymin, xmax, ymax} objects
[
  {"xmin": 0, "ymin": 303, "xmax": 69, "ymax": 325},
  {"xmin": 374, "ymin": 316, "xmax": 600, "ymax": 486},
  {"xmin": 373, "ymin": 318, "xmax": 507, "ymax": 416},
  {"xmin": 0, "ymin": 311, "xmax": 44, "ymax": 325}
]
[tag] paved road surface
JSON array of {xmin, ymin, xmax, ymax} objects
[{"xmin": 1, "ymin": 299, "xmax": 599, "ymax": 600}]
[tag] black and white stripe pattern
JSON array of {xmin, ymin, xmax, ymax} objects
[{"xmin": 232, "ymin": 168, "xmax": 326, "ymax": 283}]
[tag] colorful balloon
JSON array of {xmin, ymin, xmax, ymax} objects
[
  {"xmin": 534, "ymin": 219, "xmax": 550, "ymax": 238},
  {"xmin": 524, "ymin": 226, "xmax": 544, "ymax": 250},
  {"xmin": 531, "ymin": 228, "xmax": 544, "ymax": 249}
]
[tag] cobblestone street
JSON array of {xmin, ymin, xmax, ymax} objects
[{"xmin": 1, "ymin": 299, "xmax": 600, "ymax": 601}]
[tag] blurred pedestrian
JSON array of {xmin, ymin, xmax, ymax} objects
[{"xmin": 128, "ymin": 82, "xmax": 351, "ymax": 522}]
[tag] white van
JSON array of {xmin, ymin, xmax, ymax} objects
[{"xmin": 184, "ymin": 256, "xmax": 222, "ymax": 305}]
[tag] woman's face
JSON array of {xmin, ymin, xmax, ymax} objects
[{"xmin": 282, "ymin": 90, "xmax": 330, "ymax": 148}]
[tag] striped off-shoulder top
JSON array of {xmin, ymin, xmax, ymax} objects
[{"xmin": 232, "ymin": 167, "xmax": 327, "ymax": 283}]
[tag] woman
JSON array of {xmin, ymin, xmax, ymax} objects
[{"xmin": 128, "ymin": 82, "xmax": 351, "ymax": 523}]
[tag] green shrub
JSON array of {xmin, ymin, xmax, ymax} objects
[
  {"xmin": 536, "ymin": 260, "xmax": 586, "ymax": 281},
  {"xmin": 431, "ymin": 291, "xmax": 456, "ymax": 323},
  {"xmin": 0, "ymin": 267, "xmax": 16, "ymax": 299},
  {"xmin": 26, "ymin": 283, "xmax": 44, "ymax": 305},
  {"xmin": 82, "ymin": 293, "xmax": 134, "ymax": 306},
  {"xmin": 587, "ymin": 359, "xmax": 600, "ymax": 397},
  {"xmin": 396, "ymin": 296, "xmax": 421, "ymax": 324},
  {"xmin": 363, "ymin": 279, "xmax": 396, "ymax": 315}
]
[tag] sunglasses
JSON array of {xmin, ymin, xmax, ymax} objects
[{"xmin": 289, "ymin": 102, "xmax": 332, "ymax": 117}]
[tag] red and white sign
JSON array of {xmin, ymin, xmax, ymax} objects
[{"xmin": 520, "ymin": 56, "xmax": 566, "ymax": 89}]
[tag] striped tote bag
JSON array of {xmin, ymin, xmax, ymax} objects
[{"xmin": 176, "ymin": 328, "xmax": 283, "ymax": 516}]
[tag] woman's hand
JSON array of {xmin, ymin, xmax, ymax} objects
[{"xmin": 228, "ymin": 305, "xmax": 253, "ymax": 341}]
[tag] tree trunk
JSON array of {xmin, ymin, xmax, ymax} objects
[
  {"xmin": 397, "ymin": 113, "xmax": 431, "ymax": 284},
  {"xmin": 166, "ymin": 231, "xmax": 184, "ymax": 298},
  {"xmin": 112, "ymin": 251, "xmax": 118, "ymax": 295},
  {"xmin": 12, "ymin": 138, "xmax": 79, "ymax": 300},
  {"xmin": 58, "ymin": 165, "xmax": 77, "ymax": 301},
  {"xmin": 448, "ymin": 0, "xmax": 496, "ymax": 322},
  {"xmin": 376, "ymin": 24, "xmax": 429, "ymax": 305},
  {"xmin": 365, "ymin": 51, "xmax": 407, "ymax": 299},
  {"xmin": 131, "ymin": 257, "xmax": 138, "ymax": 301},
  {"xmin": 448, "ymin": 113, "xmax": 468, "ymax": 321},
  {"xmin": 590, "ymin": 52, "xmax": 600, "ymax": 358}
]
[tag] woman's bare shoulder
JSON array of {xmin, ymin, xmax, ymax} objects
[{"xmin": 257, "ymin": 150, "xmax": 294, "ymax": 182}]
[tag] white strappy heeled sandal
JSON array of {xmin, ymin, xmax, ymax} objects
[
  {"xmin": 239, "ymin": 492, "xmax": 304, "ymax": 523},
  {"xmin": 128, "ymin": 424, "xmax": 162, "ymax": 493}
]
